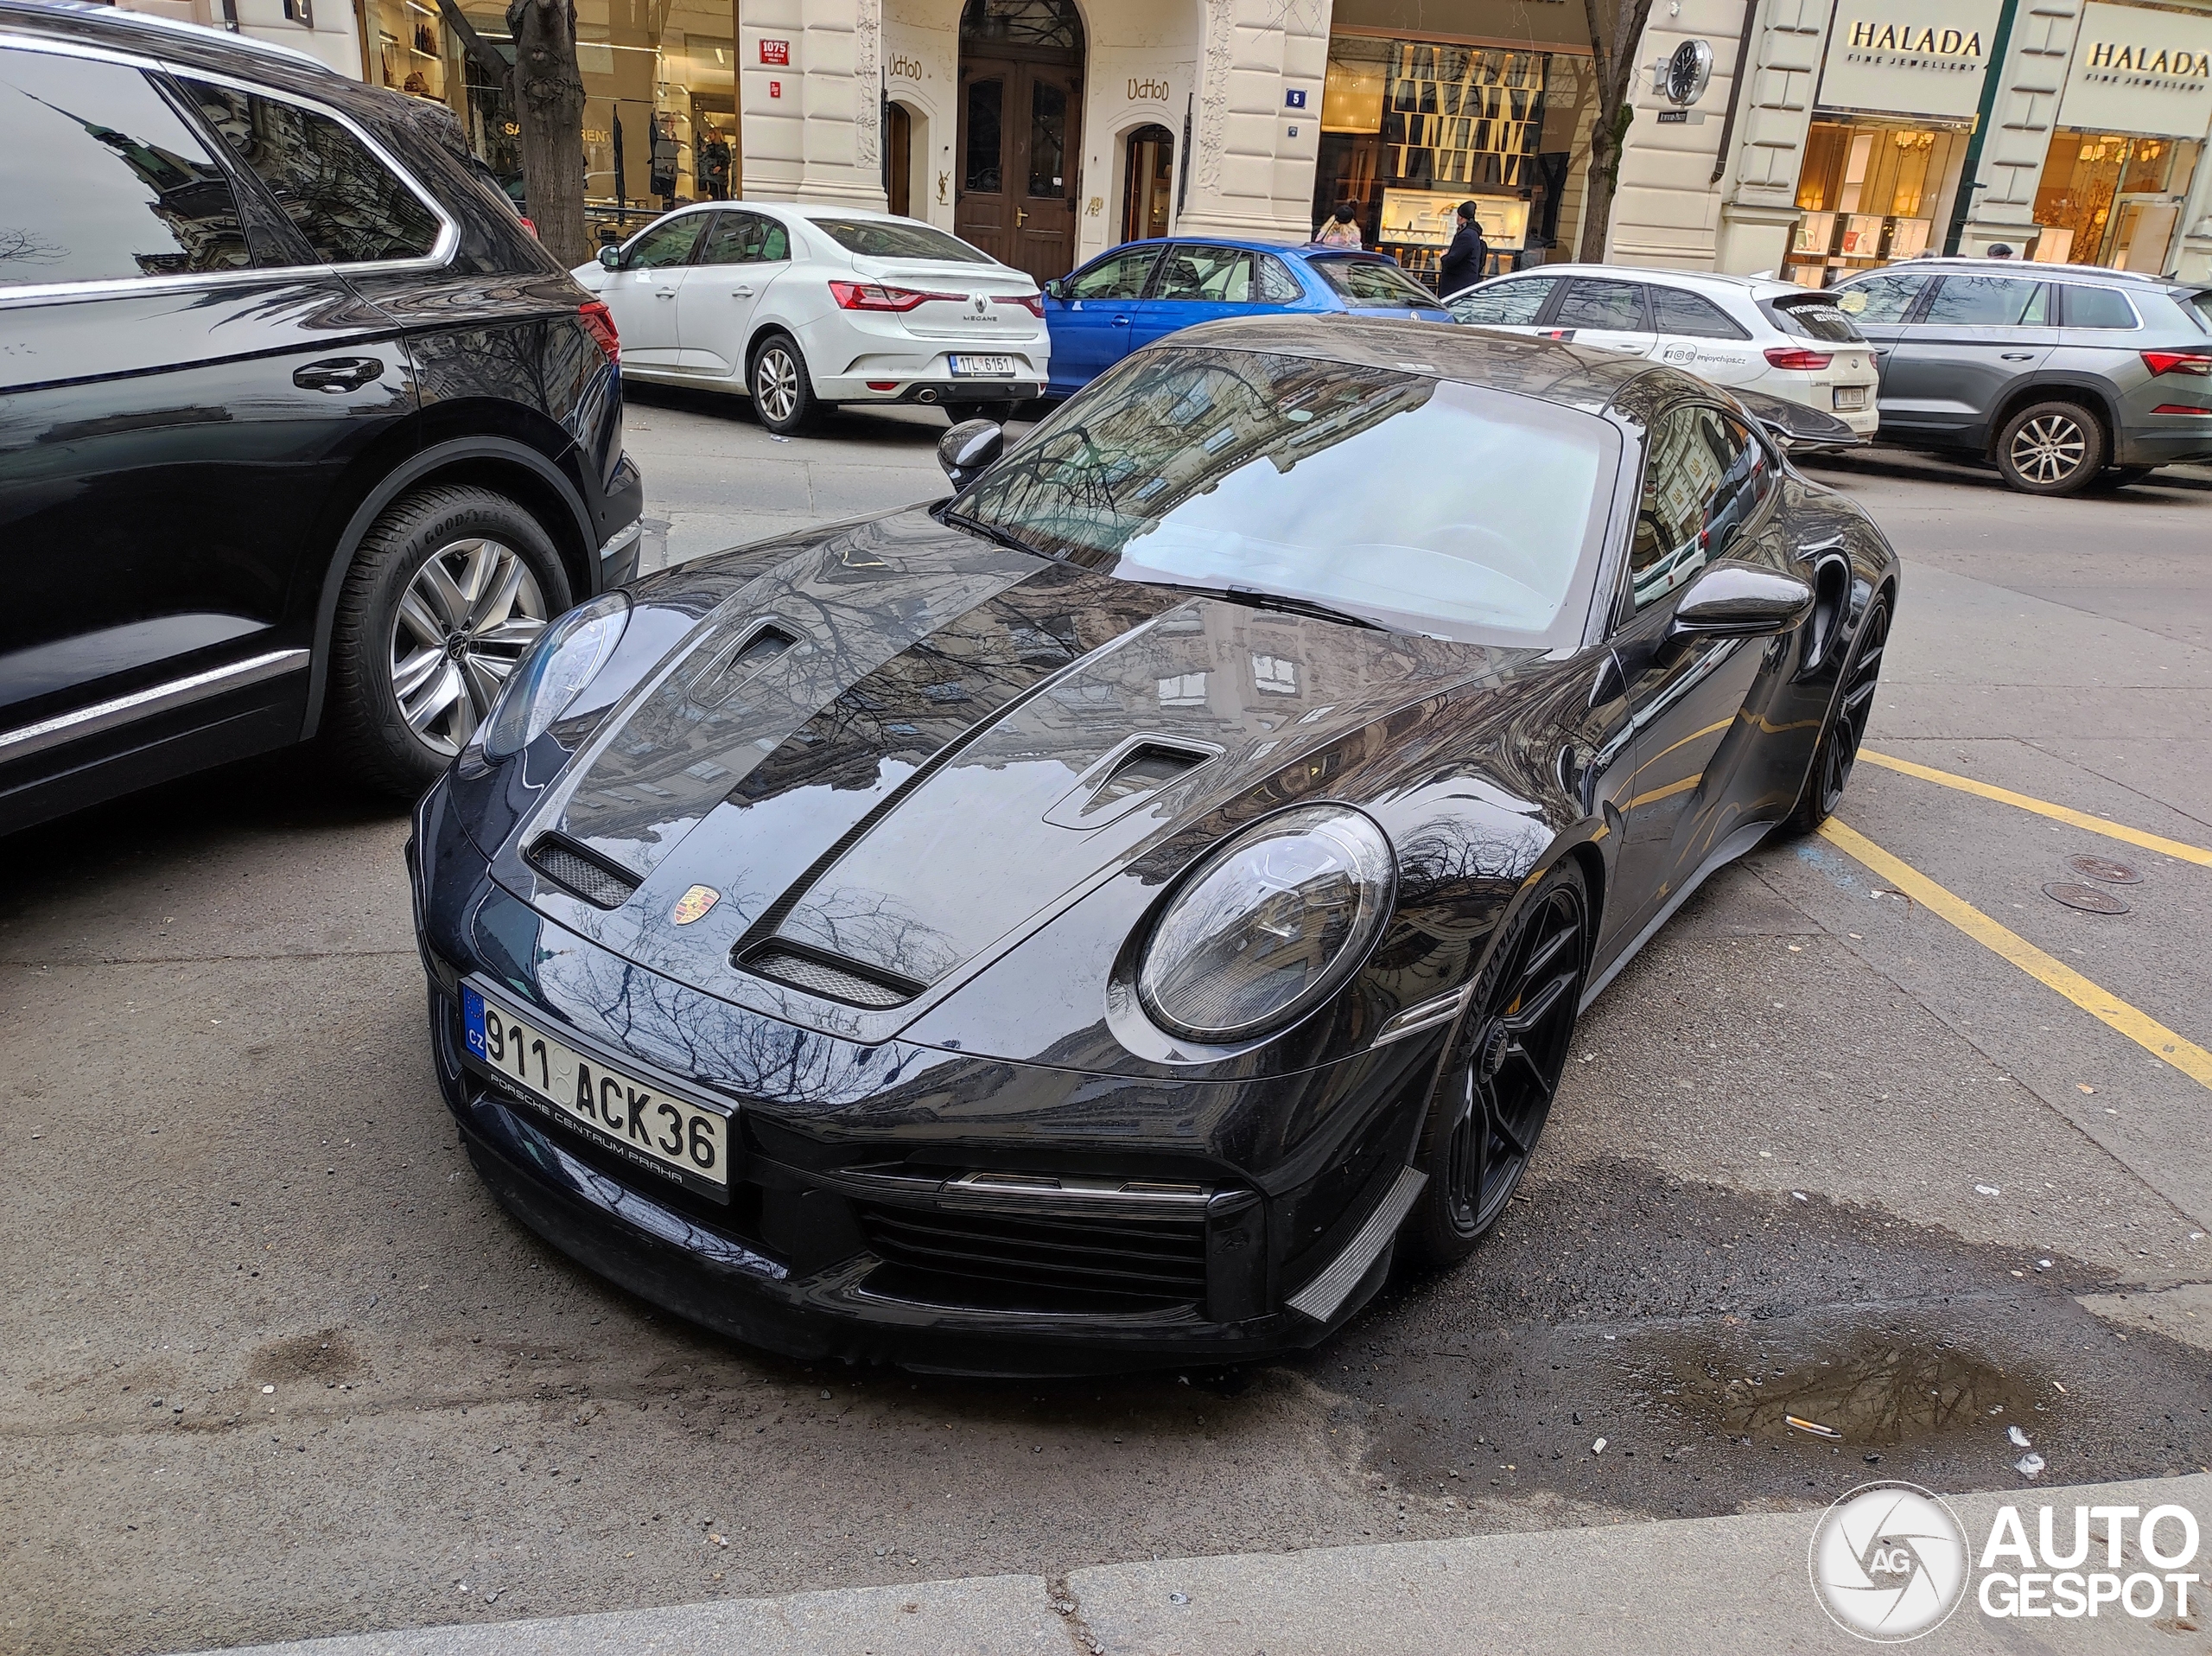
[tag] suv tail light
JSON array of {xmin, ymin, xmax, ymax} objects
[
  {"xmin": 518, "ymin": 216, "xmax": 538, "ymax": 239},
  {"xmin": 1764, "ymin": 346, "xmax": 1834, "ymax": 371},
  {"xmin": 829, "ymin": 281, "xmax": 963, "ymax": 312},
  {"xmin": 2141, "ymin": 349, "xmax": 2212, "ymax": 377},
  {"xmin": 577, "ymin": 301, "xmax": 620, "ymax": 365}
]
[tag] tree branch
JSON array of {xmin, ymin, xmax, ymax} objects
[{"xmin": 434, "ymin": 0, "xmax": 512, "ymax": 88}]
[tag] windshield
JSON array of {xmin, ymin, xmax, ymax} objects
[
  {"xmin": 809, "ymin": 216, "xmax": 993, "ymax": 263},
  {"xmin": 949, "ymin": 346, "xmax": 1618, "ymax": 646},
  {"xmin": 1310, "ymin": 256, "xmax": 1446, "ymax": 309}
]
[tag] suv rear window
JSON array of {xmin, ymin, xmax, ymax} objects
[
  {"xmin": 808, "ymin": 216, "xmax": 991, "ymax": 263},
  {"xmin": 1761, "ymin": 294, "xmax": 1866, "ymax": 342},
  {"xmin": 183, "ymin": 81, "xmax": 440, "ymax": 264},
  {"xmin": 1309, "ymin": 255, "xmax": 1440, "ymax": 308}
]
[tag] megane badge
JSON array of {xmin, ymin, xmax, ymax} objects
[{"xmin": 671, "ymin": 885, "xmax": 720, "ymax": 925}]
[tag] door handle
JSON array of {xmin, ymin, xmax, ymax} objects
[
  {"xmin": 1111, "ymin": 315, "xmax": 1131, "ymax": 326},
  {"xmin": 654, "ymin": 290, "xmax": 677, "ymax": 300},
  {"xmin": 1015, "ymin": 207, "xmax": 1028, "ymax": 227},
  {"xmin": 2000, "ymin": 352, "xmax": 2034, "ymax": 360},
  {"xmin": 292, "ymin": 356, "xmax": 383, "ymax": 393},
  {"xmin": 730, "ymin": 285, "xmax": 754, "ymax": 297}
]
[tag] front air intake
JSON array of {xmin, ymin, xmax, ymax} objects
[
  {"xmin": 525, "ymin": 835, "xmax": 642, "ymax": 909},
  {"xmin": 743, "ymin": 943, "xmax": 919, "ymax": 1010}
]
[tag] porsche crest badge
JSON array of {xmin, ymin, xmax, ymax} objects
[{"xmin": 671, "ymin": 885, "xmax": 721, "ymax": 925}]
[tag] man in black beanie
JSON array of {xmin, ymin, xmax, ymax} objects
[{"xmin": 1438, "ymin": 201, "xmax": 1490, "ymax": 295}]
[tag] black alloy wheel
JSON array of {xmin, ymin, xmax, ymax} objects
[
  {"xmin": 1784, "ymin": 596, "xmax": 1889, "ymax": 836},
  {"xmin": 1402, "ymin": 861, "xmax": 1588, "ymax": 1265},
  {"xmin": 1995, "ymin": 399, "xmax": 2107, "ymax": 495}
]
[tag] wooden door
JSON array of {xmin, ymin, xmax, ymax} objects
[{"xmin": 956, "ymin": 56, "xmax": 1081, "ymax": 282}]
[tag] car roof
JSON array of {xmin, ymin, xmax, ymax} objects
[
  {"xmin": 1847, "ymin": 256, "xmax": 2186, "ymax": 288},
  {"xmin": 1163, "ymin": 312, "xmax": 1683, "ymax": 417},
  {"xmin": 1095, "ymin": 236, "xmax": 1404, "ymax": 263},
  {"xmin": 1466, "ymin": 262, "xmax": 1800, "ymax": 302}
]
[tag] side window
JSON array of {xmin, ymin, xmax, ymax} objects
[
  {"xmin": 1154, "ymin": 245, "xmax": 1255, "ymax": 302},
  {"xmin": 182, "ymin": 80, "xmax": 439, "ymax": 264},
  {"xmin": 1629, "ymin": 405, "xmax": 1763, "ymax": 611},
  {"xmin": 1256, "ymin": 255, "xmax": 1304, "ymax": 303},
  {"xmin": 698, "ymin": 210, "xmax": 785, "ymax": 264},
  {"xmin": 621, "ymin": 214, "xmax": 704, "ymax": 270},
  {"xmin": 2064, "ymin": 283, "xmax": 2139, "ymax": 328},
  {"xmin": 1554, "ymin": 278, "xmax": 1647, "ymax": 331},
  {"xmin": 1649, "ymin": 286, "xmax": 1751, "ymax": 340},
  {"xmin": 0, "ymin": 48, "xmax": 253, "ymax": 286},
  {"xmin": 1065, "ymin": 245, "xmax": 1157, "ymax": 299},
  {"xmin": 1834, "ymin": 270, "xmax": 1929, "ymax": 324},
  {"xmin": 1449, "ymin": 276, "xmax": 1558, "ymax": 325},
  {"xmin": 1922, "ymin": 275, "xmax": 2050, "ymax": 327}
]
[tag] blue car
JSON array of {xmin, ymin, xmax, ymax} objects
[{"xmin": 1042, "ymin": 238, "xmax": 1452, "ymax": 398}]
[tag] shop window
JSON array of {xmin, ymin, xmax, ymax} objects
[
  {"xmin": 1067, "ymin": 246, "xmax": 1159, "ymax": 299},
  {"xmin": 2031, "ymin": 131, "xmax": 2200, "ymax": 271},
  {"xmin": 1450, "ymin": 275, "xmax": 1558, "ymax": 324},
  {"xmin": 1788, "ymin": 120, "xmax": 1961, "ymax": 281},
  {"xmin": 184, "ymin": 81, "xmax": 440, "ymax": 264},
  {"xmin": 1922, "ymin": 276, "xmax": 2050, "ymax": 328},
  {"xmin": 1649, "ymin": 286, "xmax": 1749, "ymax": 341},
  {"xmin": 0, "ymin": 48, "xmax": 254, "ymax": 286},
  {"xmin": 1555, "ymin": 278, "xmax": 1645, "ymax": 332},
  {"xmin": 2063, "ymin": 284, "xmax": 2139, "ymax": 329},
  {"xmin": 1122, "ymin": 125, "xmax": 1174, "ymax": 244}
]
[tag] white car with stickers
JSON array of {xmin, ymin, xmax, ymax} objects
[
  {"xmin": 1443, "ymin": 264, "xmax": 1879, "ymax": 436},
  {"xmin": 573, "ymin": 203, "xmax": 1048, "ymax": 436}
]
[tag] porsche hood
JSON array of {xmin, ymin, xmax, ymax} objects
[{"xmin": 491, "ymin": 510, "xmax": 1508, "ymax": 1035}]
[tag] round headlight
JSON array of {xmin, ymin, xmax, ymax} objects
[
  {"xmin": 1136, "ymin": 805, "xmax": 1395, "ymax": 1043},
  {"xmin": 480, "ymin": 590, "xmax": 630, "ymax": 759}
]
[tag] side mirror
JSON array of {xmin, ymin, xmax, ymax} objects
[
  {"xmin": 938, "ymin": 419, "xmax": 1004, "ymax": 489},
  {"xmin": 1041, "ymin": 277, "xmax": 1065, "ymax": 302},
  {"xmin": 598, "ymin": 245, "xmax": 624, "ymax": 271},
  {"xmin": 1669, "ymin": 560, "xmax": 1815, "ymax": 639}
]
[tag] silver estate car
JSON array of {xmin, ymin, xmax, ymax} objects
[{"xmin": 1830, "ymin": 258, "xmax": 2212, "ymax": 494}]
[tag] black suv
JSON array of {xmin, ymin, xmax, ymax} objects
[{"xmin": 0, "ymin": 1, "xmax": 643, "ymax": 830}]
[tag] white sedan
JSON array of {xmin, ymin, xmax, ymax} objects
[
  {"xmin": 572, "ymin": 204, "xmax": 1048, "ymax": 436},
  {"xmin": 1444, "ymin": 264, "xmax": 1879, "ymax": 436}
]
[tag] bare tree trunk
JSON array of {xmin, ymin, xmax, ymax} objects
[
  {"xmin": 505, "ymin": 0, "xmax": 588, "ymax": 269},
  {"xmin": 1576, "ymin": 0, "xmax": 1656, "ymax": 264}
]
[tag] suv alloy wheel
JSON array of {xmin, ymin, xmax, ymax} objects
[{"xmin": 1996, "ymin": 399, "xmax": 2107, "ymax": 495}]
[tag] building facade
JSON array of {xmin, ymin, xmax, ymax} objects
[{"xmin": 112, "ymin": 0, "xmax": 2212, "ymax": 283}]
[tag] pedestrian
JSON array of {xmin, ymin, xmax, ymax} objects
[
  {"xmin": 1438, "ymin": 201, "xmax": 1491, "ymax": 296},
  {"xmin": 1314, "ymin": 203, "xmax": 1363, "ymax": 247},
  {"xmin": 1987, "ymin": 242, "xmax": 2015, "ymax": 258}
]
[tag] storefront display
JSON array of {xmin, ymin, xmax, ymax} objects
[
  {"xmin": 2028, "ymin": 2, "xmax": 2212, "ymax": 271},
  {"xmin": 1786, "ymin": 119, "xmax": 1965, "ymax": 283},
  {"xmin": 1313, "ymin": 24, "xmax": 1592, "ymax": 285}
]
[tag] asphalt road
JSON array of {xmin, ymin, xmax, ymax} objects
[{"xmin": 3, "ymin": 392, "xmax": 2209, "ymax": 1656}]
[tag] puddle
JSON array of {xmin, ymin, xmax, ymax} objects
[{"xmin": 1628, "ymin": 1326, "xmax": 2050, "ymax": 1449}]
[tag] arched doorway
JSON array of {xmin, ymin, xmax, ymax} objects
[
  {"xmin": 955, "ymin": 0, "xmax": 1084, "ymax": 282},
  {"xmin": 1122, "ymin": 124, "xmax": 1174, "ymax": 243}
]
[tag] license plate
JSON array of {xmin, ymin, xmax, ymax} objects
[
  {"xmin": 950, "ymin": 354, "xmax": 1015, "ymax": 378},
  {"xmin": 461, "ymin": 984, "xmax": 730, "ymax": 1194},
  {"xmin": 1834, "ymin": 385, "xmax": 1869, "ymax": 411}
]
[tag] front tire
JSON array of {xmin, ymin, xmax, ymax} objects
[
  {"xmin": 327, "ymin": 485, "xmax": 569, "ymax": 799},
  {"xmin": 1783, "ymin": 596, "xmax": 1889, "ymax": 836},
  {"xmin": 1996, "ymin": 399, "xmax": 2106, "ymax": 495},
  {"xmin": 749, "ymin": 331, "xmax": 820, "ymax": 436},
  {"xmin": 1401, "ymin": 861, "xmax": 1588, "ymax": 1267}
]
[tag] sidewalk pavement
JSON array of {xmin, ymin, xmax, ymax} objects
[{"xmin": 188, "ymin": 1473, "xmax": 2212, "ymax": 1655}]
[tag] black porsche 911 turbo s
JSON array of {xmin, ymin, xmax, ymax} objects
[{"xmin": 410, "ymin": 315, "xmax": 1900, "ymax": 1375}]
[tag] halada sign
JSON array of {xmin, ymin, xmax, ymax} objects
[
  {"xmin": 2059, "ymin": 2, "xmax": 2212, "ymax": 136},
  {"xmin": 1818, "ymin": 0, "xmax": 2001, "ymax": 118}
]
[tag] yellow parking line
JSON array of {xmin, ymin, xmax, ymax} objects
[
  {"xmin": 1818, "ymin": 818, "xmax": 2212, "ymax": 1092},
  {"xmin": 1860, "ymin": 749, "xmax": 2212, "ymax": 869}
]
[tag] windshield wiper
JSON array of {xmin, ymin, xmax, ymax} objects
[
  {"xmin": 1212, "ymin": 585, "xmax": 1387, "ymax": 631},
  {"xmin": 938, "ymin": 506, "xmax": 1059, "ymax": 562}
]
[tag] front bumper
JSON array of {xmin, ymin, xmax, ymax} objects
[{"xmin": 410, "ymin": 783, "xmax": 1439, "ymax": 1374}]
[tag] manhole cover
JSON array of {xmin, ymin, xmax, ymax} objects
[
  {"xmin": 2065, "ymin": 853, "xmax": 2141, "ymax": 885},
  {"xmin": 2044, "ymin": 882, "xmax": 2130, "ymax": 914}
]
